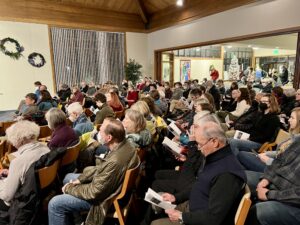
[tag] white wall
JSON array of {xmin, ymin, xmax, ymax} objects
[
  {"xmin": 0, "ymin": 21, "xmax": 53, "ymax": 111},
  {"xmin": 147, "ymin": 0, "xmax": 300, "ymax": 75},
  {"xmin": 174, "ymin": 58, "xmax": 223, "ymax": 82},
  {"xmin": 126, "ymin": 32, "xmax": 150, "ymax": 77}
]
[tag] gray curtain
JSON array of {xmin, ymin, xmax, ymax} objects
[{"xmin": 50, "ymin": 27, "xmax": 125, "ymax": 90}]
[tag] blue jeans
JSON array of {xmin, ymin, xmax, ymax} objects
[
  {"xmin": 237, "ymin": 151, "xmax": 266, "ymax": 172},
  {"xmin": 48, "ymin": 173, "xmax": 91, "ymax": 225},
  {"xmin": 247, "ymin": 201, "xmax": 300, "ymax": 225},
  {"xmin": 229, "ymin": 139, "xmax": 262, "ymax": 156}
]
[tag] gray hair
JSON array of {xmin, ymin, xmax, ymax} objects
[
  {"xmin": 6, "ymin": 120, "xmax": 40, "ymax": 148},
  {"xmin": 194, "ymin": 113, "xmax": 221, "ymax": 126},
  {"xmin": 45, "ymin": 108, "xmax": 66, "ymax": 130},
  {"xmin": 67, "ymin": 102, "xmax": 83, "ymax": 115},
  {"xmin": 198, "ymin": 121, "xmax": 227, "ymax": 144}
]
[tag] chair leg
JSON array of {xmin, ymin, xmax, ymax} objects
[{"xmin": 114, "ymin": 201, "xmax": 125, "ymax": 225}]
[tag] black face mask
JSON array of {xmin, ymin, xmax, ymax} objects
[{"xmin": 259, "ymin": 103, "xmax": 268, "ymax": 111}]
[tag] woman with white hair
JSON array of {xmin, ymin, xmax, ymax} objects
[
  {"xmin": 45, "ymin": 108, "xmax": 79, "ymax": 149},
  {"xmin": 0, "ymin": 121, "xmax": 50, "ymax": 209},
  {"xmin": 67, "ymin": 102, "xmax": 93, "ymax": 136}
]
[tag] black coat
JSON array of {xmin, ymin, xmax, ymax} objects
[{"xmin": 233, "ymin": 101, "xmax": 259, "ymax": 133}]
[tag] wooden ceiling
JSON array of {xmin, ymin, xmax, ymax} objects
[{"xmin": 0, "ymin": 0, "xmax": 261, "ymax": 32}]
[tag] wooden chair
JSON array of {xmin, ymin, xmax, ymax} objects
[
  {"xmin": 2, "ymin": 121, "xmax": 16, "ymax": 134},
  {"xmin": 115, "ymin": 110, "xmax": 125, "ymax": 120},
  {"xmin": 258, "ymin": 129, "xmax": 290, "ymax": 153},
  {"xmin": 84, "ymin": 108, "xmax": 94, "ymax": 118},
  {"xmin": 235, "ymin": 185, "xmax": 252, "ymax": 225},
  {"xmin": 38, "ymin": 159, "xmax": 60, "ymax": 189},
  {"xmin": 108, "ymin": 163, "xmax": 140, "ymax": 225},
  {"xmin": 60, "ymin": 140, "xmax": 81, "ymax": 167},
  {"xmin": 39, "ymin": 125, "xmax": 52, "ymax": 139},
  {"xmin": 0, "ymin": 140, "xmax": 6, "ymax": 159},
  {"xmin": 95, "ymin": 124, "xmax": 102, "ymax": 131}
]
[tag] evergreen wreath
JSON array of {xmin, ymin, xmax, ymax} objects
[
  {"xmin": 0, "ymin": 37, "xmax": 24, "ymax": 60},
  {"xmin": 28, "ymin": 52, "xmax": 46, "ymax": 68}
]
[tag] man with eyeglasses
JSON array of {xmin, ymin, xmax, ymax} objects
[{"xmin": 151, "ymin": 121, "xmax": 246, "ymax": 225}]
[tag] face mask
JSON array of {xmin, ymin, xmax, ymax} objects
[
  {"xmin": 259, "ymin": 103, "xmax": 268, "ymax": 111},
  {"xmin": 97, "ymin": 133, "xmax": 106, "ymax": 145}
]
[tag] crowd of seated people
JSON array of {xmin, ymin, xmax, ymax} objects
[{"xmin": 1, "ymin": 76, "xmax": 300, "ymax": 225}]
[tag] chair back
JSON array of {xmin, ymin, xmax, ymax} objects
[
  {"xmin": 95, "ymin": 124, "xmax": 102, "ymax": 131},
  {"xmin": 0, "ymin": 140, "xmax": 6, "ymax": 159},
  {"xmin": 39, "ymin": 125, "xmax": 52, "ymax": 139},
  {"xmin": 60, "ymin": 140, "xmax": 81, "ymax": 167},
  {"xmin": 110, "ymin": 162, "xmax": 140, "ymax": 225},
  {"xmin": 274, "ymin": 129, "xmax": 290, "ymax": 145},
  {"xmin": 115, "ymin": 110, "xmax": 125, "ymax": 120},
  {"xmin": 2, "ymin": 121, "xmax": 16, "ymax": 134},
  {"xmin": 38, "ymin": 159, "xmax": 60, "ymax": 189},
  {"xmin": 235, "ymin": 184, "xmax": 252, "ymax": 225}
]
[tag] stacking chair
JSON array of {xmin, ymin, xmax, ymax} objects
[
  {"xmin": 235, "ymin": 185, "xmax": 252, "ymax": 225},
  {"xmin": 60, "ymin": 140, "xmax": 82, "ymax": 167},
  {"xmin": 115, "ymin": 110, "xmax": 125, "ymax": 120},
  {"xmin": 108, "ymin": 163, "xmax": 140, "ymax": 225},
  {"xmin": 39, "ymin": 125, "xmax": 52, "ymax": 139},
  {"xmin": 38, "ymin": 159, "xmax": 60, "ymax": 189},
  {"xmin": 2, "ymin": 121, "xmax": 16, "ymax": 134},
  {"xmin": 0, "ymin": 140, "xmax": 6, "ymax": 159},
  {"xmin": 258, "ymin": 129, "xmax": 290, "ymax": 153}
]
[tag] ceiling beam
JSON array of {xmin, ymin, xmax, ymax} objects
[
  {"xmin": 0, "ymin": 0, "xmax": 146, "ymax": 32},
  {"xmin": 135, "ymin": 0, "xmax": 149, "ymax": 24}
]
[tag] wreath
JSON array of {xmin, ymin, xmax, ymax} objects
[
  {"xmin": 28, "ymin": 52, "xmax": 46, "ymax": 68},
  {"xmin": 0, "ymin": 37, "xmax": 24, "ymax": 60}
]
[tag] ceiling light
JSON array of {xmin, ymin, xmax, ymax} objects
[
  {"xmin": 252, "ymin": 47, "xmax": 259, "ymax": 50},
  {"xmin": 176, "ymin": 0, "xmax": 183, "ymax": 6},
  {"xmin": 248, "ymin": 45, "xmax": 252, "ymax": 48},
  {"xmin": 227, "ymin": 45, "xmax": 232, "ymax": 49},
  {"xmin": 196, "ymin": 47, "xmax": 200, "ymax": 51},
  {"xmin": 276, "ymin": 46, "xmax": 279, "ymax": 49}
]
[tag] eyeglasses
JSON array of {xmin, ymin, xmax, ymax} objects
[{"xmin": 197, "ymin": 138, "xmax": 212, "ymax": 150}]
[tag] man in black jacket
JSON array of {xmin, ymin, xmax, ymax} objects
[{"xmin": 151, "ymin": 122, "xmax": 246, "ymax": 225}]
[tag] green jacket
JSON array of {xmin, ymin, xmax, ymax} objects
[
  {"xmin": 94, "ymin": 103, "xmax": 115, "ymax": 124},
  {"xmin": 64, "ymin": 139, "xmax": 139, "ymax": 225}
]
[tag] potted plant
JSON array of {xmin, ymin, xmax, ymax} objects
[{"xmin": 125, "ymin": 59, "xmax": 142, "ymax": 85}]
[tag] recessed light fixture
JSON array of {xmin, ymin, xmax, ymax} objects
[
  {"xmin": 227, "ymin": 45, "xmax": 232, "ymax": 49},
  {"xmin": 248, "ymin": 45, "xmax": 252, "ymax": 48},
  {"xmin": 176, "ymin": 0, "xmax": 183, "ymax": 6},
  {"xmin": 196, "ymin": 47, "xmax": 200, "ymax": 51},
  {"xmin": 252, "ymin": 47, "xmax": 259, "ymax": 50}
]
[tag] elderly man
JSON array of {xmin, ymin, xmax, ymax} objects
[
  {"xmin": 67, "ymin": 102, "xmax": 93, "ymax": 136},
  {"xmin": 48, "ymin": 118, "xmax": 139, "ymax": 225},
  {"xmin": 151, "ymin": 122, "xmax": 246, "ymax": 225}
]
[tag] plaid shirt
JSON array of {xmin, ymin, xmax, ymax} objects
[{"xmin": 263, "ymin": 134, "xmax": 300, "ymax": 206}]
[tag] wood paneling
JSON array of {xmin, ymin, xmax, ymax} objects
[
  {"xmin": 135, "ymin": 0, "xmax": 148, "ymax": 24},
  {"xmin": 0, "ymin": 0, "xmax": 145, "ymax": 32}
]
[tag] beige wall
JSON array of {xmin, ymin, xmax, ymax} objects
[
  {"xmin": 0, "ymin": 21, "xmax": 53, "ymax": 111},
  {"xmin": 125, "ymin": 32, "xmax": 150, "ymax": 78},
  {"xmin": 147, "ymin": 0, "xmax": 300, "ymax": 76},
  {"xmin": 174, "ymin": 58, "xmax": 223, "ymax": 82}
]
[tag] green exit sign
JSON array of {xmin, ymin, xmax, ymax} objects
[{"xmin": 273, "ymin": 49, "xmax": 279, "ymax": 55}]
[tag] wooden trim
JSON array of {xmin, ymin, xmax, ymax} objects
[
  {"xmin": 294, "ymin": 32, "xmax": 300, "ymax": 89},
  {"xmin": 154, "ymin": 27, "xmax": 300, "ymax": 51},
  {"xmin": 135, "ymin": 0, "xmax": 148, "ymax": 25},
  {"xmin": 48, "ymin": 26, "xmax": 57, "ymax": 94},
  {"xmin": 174, "ymin": 56, "xmax": 223, "ymax": 60}
]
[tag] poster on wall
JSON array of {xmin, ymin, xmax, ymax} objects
[{"xmin": 180, "ymin": 60, "xmax": 191, "ymax": 82}]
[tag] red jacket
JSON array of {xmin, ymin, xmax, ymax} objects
[{"xmin": 210, "ymin": 70, "xmax": 219, "ymax": 81}]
